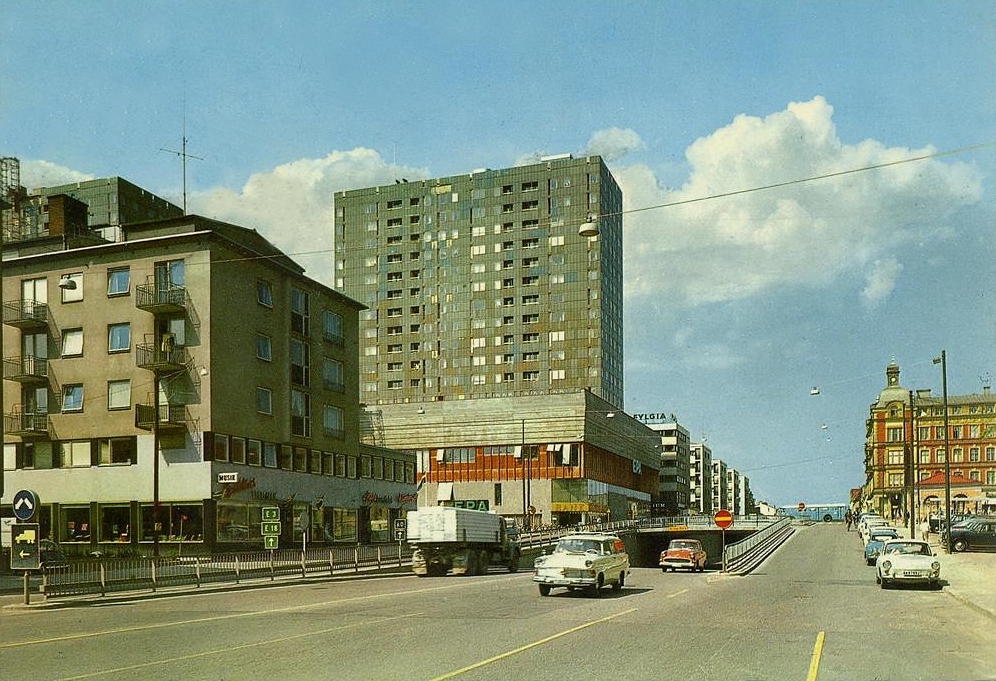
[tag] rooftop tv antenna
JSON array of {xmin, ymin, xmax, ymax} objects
[{"xmin": 159, "ymin": 106, "xmax": 203, "ymax": 214}]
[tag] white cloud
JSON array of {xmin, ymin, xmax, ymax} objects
[
  {"xmin": 19, "ymin": 160, "xmax": 95, "ymax": 189},
  {"xmin": 583, "ymin": 127, "xmax": 645, "ymax": 161},
  {"xmin": 189, "ymin": 148, "xmax": 428, "ymax": 285},
  {"xmin": 861, "ymin": 257, "xmax": 903, "ymax": 307},
  {"xmin": 618, "ymin": 96, "xmax": 983, "ymax": 307}
]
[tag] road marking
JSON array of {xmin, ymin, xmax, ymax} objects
[
  {"xmin": 806, "ymin": 630, "xmax": 825, "ymax": 681},
  {"xmin": 50, "ymin": 612, "xmax": 419, "ymax": 681},
  {"xmin": 428, "ymin": 608, "xmax": 637, "ymax": 680},
  {"xmin": 666, "ymin": 588, "xmax": 689, "ymax": 598},
  {"xmin": 0, "ymin": 577, "xmax": 509, "ymax": 649}
]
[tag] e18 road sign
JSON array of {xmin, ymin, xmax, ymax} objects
[{"xmin": 261, "ymin": 521, "xmax": 281, "ymax": 536}]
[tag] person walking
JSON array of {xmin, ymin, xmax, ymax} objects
[{"xmin": 844, "ymin": 509, "xmax": 853, "ymax": 531}]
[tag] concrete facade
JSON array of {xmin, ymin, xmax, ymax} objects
[{"xmin": 690, "ymin": 442, "xmax": 712, "ymax": 514}]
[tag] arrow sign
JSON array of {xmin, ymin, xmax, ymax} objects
[
  {"xmin": 19, "ymin": 550, "xmax": 31, "ymax": 559},
  {"xmin": 9, "ymin": 523, "xmax": 40, "ymax": 571},
  {"xmin": 12, "ymin": 490, "xmax": 40, "ymax": 521}
]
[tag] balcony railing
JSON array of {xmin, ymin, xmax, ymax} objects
[
  {"xmin": 2, "ymin": 355, "xmax": 48, "ymax": 383},
  {"xmin": 135, "ymin": 284, "xmax": 187, "ymax": 315},
  {"xmin": 3, "ymin": 410, "xmax": 50, "ymax": 437},
  {"xmin": 2, "ymin": 299, "xmax": 49, "ymax": 329},
  {"xmin": 135, "ymin": 343, "xmax": 189, "ymax": 373},
  {"xmin": 135, "ymin": 403, "xmax": 187, "ymax": 432}
]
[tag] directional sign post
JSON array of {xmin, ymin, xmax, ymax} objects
[
  {"xmin": 11, "ymin": 522, "xmax": 40, "ymax": 605},
  {"xmin": 261, "ymin": 507, "xmax": 281, "ymax": 550},
  {"xmin": 714, "ymin": 510, "xmax": 733, "ymax": 572},
  {"xmin": 12, "ymin": 489, "xmax": 40, "ymax": 521}
]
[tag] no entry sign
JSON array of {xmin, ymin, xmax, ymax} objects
[{"xmin": 713, "ymin": 510, "xmax": 734, "ymax": 529}]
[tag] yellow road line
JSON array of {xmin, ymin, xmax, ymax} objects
[
  {"xmin": 806, "ymin": 630, "xmax": 825, "ymax": 681},
  {"xmin": 428, "ymin": 608, "xmax": 638, "ymax": 680},
  {"xmin": 1, "ymin": 577, "xmax": 510, "ymax": 649},
  {"xmin": 51, "ymin": 613, "xmax": 419, "ymax": 681},
  {"xmin": 666, "ymin": 588, "xmax": 689, "ymax": 598}
]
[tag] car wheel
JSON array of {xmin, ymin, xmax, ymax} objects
[
  {"xmin": 880, "ymin": 578, "xmax": 890, "ymax": 589},
  {"xmin": 866, "ymin": 558, "xmax": 874, "ymax": 566},
  {"xmin": 538, "ymin": 584, "xmax": 551, "ymax": 597},
  {"xmin": 588, "ymin": 577, "xmax": 602, "ymax": 598},
  {"xmin": 875, "ymin": 573, "xmax": 881, "ymax": 584},
  {"xmin": 661, "ymin": 567, "xmax": 667, "ymax": 573},
  {"xmin": 953, "ymin": 539, "xmax": 968, "ymax": 552},
  {"xmin": 612, "ymin": 572, "xmax": 625, "ymax": 591}
]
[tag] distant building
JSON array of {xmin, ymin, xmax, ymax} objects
[
  {"xmin": 726, "ymin": 467, "xmax": 741, "ymax": 516},
  {"xmin": 690, "ymin": 442, "xmax": 712, "ymax": 514},
  {"xmin": 864, "ymin": 361, "xmax": 996, "ymax": 518},
  {"xmin": 711, "ymin": 459, "xmax": 729, "ymax": 513},
  {"xmin": 643, "ymin": 419, "xmax": 690, "ymax": 514}
]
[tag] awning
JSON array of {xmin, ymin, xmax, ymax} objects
[{"xmin": 436, "ymin": 482, "xmax": 454, "ymax": 502}]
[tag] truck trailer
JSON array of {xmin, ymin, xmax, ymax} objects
[{"xmin": 407, "ymin": 506, "xmax": 521, "ymax": 576}]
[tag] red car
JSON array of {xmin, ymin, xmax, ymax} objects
[{"xmin": 660, "ymin": 539, "xmax": 708, "ymax": 572}]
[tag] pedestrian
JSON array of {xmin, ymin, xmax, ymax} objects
[{"xmin": 844, "ymin": 509, "xmax": 853, "ymax": 531}]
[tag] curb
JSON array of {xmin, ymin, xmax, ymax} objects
[{"xmin": 943, "ymin": 586, "xmax": 996, "ymax": 624}]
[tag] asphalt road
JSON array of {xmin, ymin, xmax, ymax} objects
[{"xmin": 1, "ymin": 524, "xmax": 993, "ymax": 681}]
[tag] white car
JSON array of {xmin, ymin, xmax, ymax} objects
[
  {"xmin": 860, "ymin": 519, "xmax": 891, "ymax": 543},
  {"xmin": 875, "ymin": 539, "xmax": 941, "ymax": 589},
  {"xmin": 533, "ymin": 533, "xmax": 630, "ymax": 597}
]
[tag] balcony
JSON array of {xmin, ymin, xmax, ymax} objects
[
  {"xmin": 135, "ymin": 284, "xmax": 187, "ymax": 315},
  {"xmin": 135, "ymin": 403, "xmax": 187, "ymax": 432},
  {"xmin": 136, "ymin": 342, "xmax": 189, "ymax": 373},
  {"xmin": 3, "ymin": 356, "xmax": 48, "ymax": 384},
  {"xmin": 3, "ymin": 409, "xmax": 49, "ymax": 437},
  {"xmin": 2, "ymin": 299, "xmax": 48, "ymax": 329}
]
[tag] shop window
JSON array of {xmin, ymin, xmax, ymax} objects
[
  {"xmin": 61, "ymin": 506, "xmax": 91, "ymax": 543},
  {"xmin": 329, "ymin": 508, "xmax": 357, "ymax": 542},
  {"xmin": 215, "ymin": 502, "xmax": 253, "ymax": 542},
  {"xmin": 99, "ymin": 505, "xmax": 131, "ymax": 543}
]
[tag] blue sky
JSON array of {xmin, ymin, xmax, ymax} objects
[{"xmin": 3, "ymin": 1, "xmax": 994, "ymax": 505}]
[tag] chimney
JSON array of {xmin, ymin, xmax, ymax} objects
[{"xmin": 984, "ymin": 385, "xmax": 991, "ymax": 396}]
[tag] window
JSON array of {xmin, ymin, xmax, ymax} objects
[
  {"xmin": 291, "ymin": 389, "xmax": 311, "ymax": 437},
  {"xmin": 264, "ymin": 443, "xmax": 278, "ymax": 468},
  {"xmin": 523, "ymin": 371, "xmax": 539, "ymax": 381},
  {"xmin": 62, "ymin": 384, "xmax": 84, "ymax": 412},
  {"xmin": 324, "ymin": 358, "xmax": 344, "ymax": 392},
  {"xmin": 522, "ymin": 238, "xmax": 539, "ymax": 248},
  {"xmin": 107, "ymin": 268, "xmax": 130, "ymax": 296},
  {"xmin": 247, "ymin": 440, "xmax": 262, "ymax": 466},
  {"xmin": 521, "ymin": 181, "xmax": 538, "ymax": 191},
  {"xmin": 969, "ymin": 447, "xmax": 980, "ymax": 462},
  {"xmin": 323, "ymin": 310, "xmax": 344, "ymax": 344},
  {"xmin": 986, "ymin": 447, "xmax": 995, "ymax": 462},
  {"xmin": 523, "ymin": 333, "xmax": 539, "ymax": 343},
  {"xmin": 257, "ymin": 280, "xmax": 273, "ymax": 307},
  {"xmin": 61, "ymin": 273, "xmax": 83, "ymax": 302},
  {"xmin": 256, "ymin": 387, "xmax": 273, "ymax": 415},
  {"xmin": 294, "ymin": 447, "xmax": 308, "ymax": 472},
  {"xmin": 886, "ymin": 427, "xmax": 903, "ymax": 442},
  {"xmin": 290, "ymin": 287, "xmax": 310, "ymax": 334},
  {"xmin": 550, "ymin": 235, "xmax": 565, "ymax": 246},
  {"xmin": 108, "ymin": 323, "xmax": 130, "ymax": 353},
  {"xmin": 887, "ymin": 450, "xmax": 904, "ymax": 465},
  {"xmin": 61, "ymin": 440, "xmax": 91, "ymax": 467},
  {"xmin": 107, "ymin": 380, "xmax": 130, "ymax": 410},
  {"xmin": 231, "ymin": 437, "xmax": 246, "ymax": 464},
  {"xmin": 256, "ymin": 334, "xmax": 272, "ymax": 361},
  {"xmin": 523, "ymin": 295, "xmax": 539, "ymax": 305},
  {"xmin": 324, "ymin": 405, "xmax": 344, "ymax": 438},
  {"xmin": 98, "ymin": 437, "xmax": 135, "ymax": 465},
  {"xmin": 214, "ymin": 434, "xmax": 230, "ymax": 462},
  {"xmin": 521, "ymin": 200, "xmax": 538, "ymax": 210},
  {"xmin": 291, "ymin": 339, "xmax": 311, "ymax": 386},
  {"xmin": 310, "ymin": 449, "xmax": 322, "ymax": 474},
  {"xmin": 62, "ymin": 329, "xmax": 83, "ymax": 357}
]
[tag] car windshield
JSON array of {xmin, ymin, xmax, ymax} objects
[
  {"xmin": 669, "ymin": 541, "xmax": 699, "ymax": 550},
  {"xmin": 554, "ymin": 538, "xmax": 602, "ymax": 554},
  {"xmin": 884, "ymin": 543, "xmax": 931, "ymax": 556}
]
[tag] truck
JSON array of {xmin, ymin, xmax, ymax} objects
[{"xmin": 407, "ymin": 506, "xmax": 520, "ymax": 577}]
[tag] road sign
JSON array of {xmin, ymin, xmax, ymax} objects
[
  {"xmin": 263, "ymin": 536, "xmax": 278, "ymax": 550},
  {"xmin": 393, "ymin": 518, "xmax": 407, "ymax": 532},
  {"xmin": 261, "ymin": 521, "xmax": 281, "ymax": 536},
  {"xmin": 797, "ymin": 502, "xmax": 806, "ymax": 512},
  {"xmin": 393, "ymin": 529, "xmax": 406, "ymax": 541},
  {"xmin": 713, "ymin": 510, "xmax": 734, "ymax": 529},
  {"xmin": 262, "ymin": 507, "xmax": 280, "ymax": 521},
  {"xmin": 12, "ymin": 489, "xmax": 40, "ymax": 522},
  {"xmin": 10, "ymin": 523, "xmax": 40, "ymax": 571}
]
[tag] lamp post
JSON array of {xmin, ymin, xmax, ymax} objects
[
  {"xmin": 933, "ymin": 351, "xmax": 952, "ymax": 553},
  {"xmin": 152, "ymin": 368, "xmax": 161, "ymax": 558},
  {"xmin": 907, "ymin": 390, "xmax": 916, "ymax": 539}
]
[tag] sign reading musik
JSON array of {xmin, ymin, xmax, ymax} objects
[{"xmin": 632, "ymin": 412, "xmax": 675, "ymax": 423}]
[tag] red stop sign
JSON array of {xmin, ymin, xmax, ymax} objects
[{"xmin": 713, "ymin": 510, "xmax": 733, "ymax": 529}]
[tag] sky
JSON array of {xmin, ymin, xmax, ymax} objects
[{"xmin": 2, "ymin": 0, "xmax": 994, "ymax": 506}]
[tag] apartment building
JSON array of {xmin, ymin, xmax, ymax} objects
[
  {"xmin": 640, "ymin": 418, "xmax": 691, "ymax": 514},
  {"xmin": 726, "ymin": 467, "xmax": 741, "ymax": 516},
  {"xmin": 334, "ymin": 154, "xmax": 623, "ymax": 408},
  {"xmin": 1, "ymin": 209, "xmax": 415, "ymax": 553},
  {"xmin": 689, "ymin": 442, "xmax": 712, "ymax": 514},
  {"xmin": 864, "ymin": 361, "xmax": 996, "ymax": 518},
  {"xmin": 711, "ymin": 459, "xmax": 729, "ymax": 513}
]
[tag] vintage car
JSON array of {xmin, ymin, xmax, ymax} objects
[
  {"xmin": 533, "ymin": 533, "xmax": 629, "ymax": 597},
  {"xmin": 946, "ymin": 518, "xmax": 996, "ymax": 552},
  {"xmin": 875, "ymin": 539, "xmax": 941, "ymax": 589},
  {"xmin": 659, "ymin": 539, "xmax": 708, "ymax": 572},
  {"xmin": 864, "ymin": 529, "xmax": 900, "ymax": 565}
]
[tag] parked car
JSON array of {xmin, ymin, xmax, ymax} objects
[
  {"xmin": 40, "ymin": 540, "xmax": 69, "ymax": 568},
  {"xmin": 864, "ymin": 529, "xmax": 900, "ymax": 565},
  {"xmin": 533, "ymin": 533, "xmax": 629, "ymax": 597},
  {"xmin": 860, "ymin": 519, "xmax": 892, "ymax": 543},
  {"xmin": 659, "ymin": 539, "xmax": 708, "ymax": 572},
  {"xmin": 946, "ymin": 518, "xmax": 996, "ymax": 552},
  {"xmin": 875, "ymin": 540, "xmax": 941, "ymax": 589}
]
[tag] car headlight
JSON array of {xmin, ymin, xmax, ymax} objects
[
  {"xmin": 584, "ymin": 560, "xmax": 593, "ymax": 568},
  {"xmin": 931, "ymin": 561, "xmax": 940, "ymax": 571},
  {"xmin": 534, "ymin": 557, "xmax": 546, "ymax": 567},
  {"xmin": 881, "ymin": 560, "xmax": 892, "ymax": 573}
]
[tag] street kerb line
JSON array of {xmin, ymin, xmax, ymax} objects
[
  {"xmin": 49, "ymin": 612, "xmax": 421, "ymax": 681},
  {"xmin": 0, "ymin": 577, "xmax": 509, "ymax": 649},
  {"xmin": 666, "ymin": 588, "xmax": 689, "ymax": 598},
  {"xmin": 806, "ymin": 630, "xmax": 825, "ymax": 681},
  {"xmin": 428, "ymin": 607, "xmax": 638, "ymax": 681}
]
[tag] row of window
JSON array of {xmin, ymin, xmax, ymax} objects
[
  {"xmin": 888, "ymin": 470, "xmax": 996, "ymax": 485},
  {"xmin": 255, "ymin": 279, "xmax": 345, "ymax": 345},
  {"xmin": 211, "ymin": 434, "xmax": 414, "ymax": 483},
  {"xmin": 4, "ymin": 437, "xmax": 137, "ymax": 470}
]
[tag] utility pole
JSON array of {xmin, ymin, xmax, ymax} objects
[{"xmin": 934, "ymin": 351, "xmax": 952, "ymax": 553}]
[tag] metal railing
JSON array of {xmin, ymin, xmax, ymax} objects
[
  {"xmin": 517, "ymin": 514, "xmax": 781, "ymax": 548},
  {"xmin": 42, "ymin": 543, "xmax": 414, "ymax": 598},
  {"xmin": 721, "ymin": 517, "xmax": 794, "ymax": 573}
]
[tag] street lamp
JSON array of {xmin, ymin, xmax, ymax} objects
[{"xmin": 933, "ymin": 351, "xmax": 952, "ymax": 553}]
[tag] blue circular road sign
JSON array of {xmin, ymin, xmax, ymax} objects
[{"xmin": 12, "ymin": 489, "xmax": 40, "ymax": 521}]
